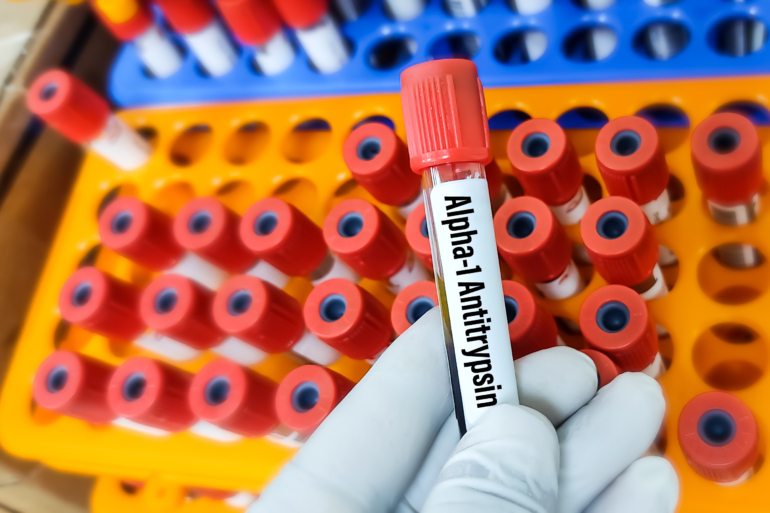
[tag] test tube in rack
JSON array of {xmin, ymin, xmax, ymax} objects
[
  {"xmin": 384, "ymin": 0, "xmax": 425, "ymax": 21},
  {"xmin": 444, "ymin": 0, "xmax": 488, "ymax": 18},
  {"xmin": 391, "ymin": 280, "xmax": 438, "ymax": 336},
  {"xmin": 579, "ymin": 349, "xmax": 619, "ymax": 388},
  {"xmin": 323, "ymin": 199, "xmax": 430, "ymax": 294},
  {"xmin": 404, "ymin": 206, "xmax": 433, "ymax": 272},
  {"xmin": 239, "ymin": 198, "xmax": 359, "ymax": 285},
  {"xmin": 501, "ymin": 280, "xmax": 559, "ymax": 358},
  {"xmin": 27, "ymin": 70, "xmax": 151, "ymax": 171}
]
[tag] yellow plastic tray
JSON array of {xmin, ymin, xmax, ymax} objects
[{"xmin": 2, "ymin": 77, "xmax": 770, "ymax": 510}]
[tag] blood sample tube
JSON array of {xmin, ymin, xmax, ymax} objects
[
  {"xmin": 32, "ymin": 351, "xmax": 116, "ymax": 424},
  {"xmin": 272, "ymin": 0, "xmax": 350, "ymax": 74},
  {"xmin": 494, "ymin": 197, "xmax": 584, "ymax": 300},
  {"xmin": 27, "ymin": 70, "xmax": 151, "ymax": 171},
  {"xmin": 174, "ymin": 197, "xmax": 289, "ymax": 288},
  {"xmin": 691, "ymin": 112, "xmax": 762, "ymax": 226},
  {"xmin": 501, "ymin": 280, "xmax": 559, "ymax": 358},
  {"xmin": 581, "ymin": 197, "xmax": 668, "ymax": 300},
  {"xmin": 212, "ymin": 275, "xmax": 342, "ymax": 365},
  {"xmin": 401, "ymin": 59, "xmax": 518, "ymax": 435},
  {"xmin": 579, "ymin": 284, "xmax": 664, "ymax": 377},
  {"xmin": 240, "ymin": 198, "xmax": 358, "ymax": 285},
  {"xmin": 323, "ymin": 199, "xmax": 430, "ymax": 293},
  {"xmin": 507, "ymin": 0, "xmax": 551, "ymax": 15},
  {"xmin": 304, "ymin": 278, "xmax": 392, "ymax": 361},
  {"xmin": 595, "ymin": 116, "xmax": 671, "ymax": 225},
  {"xmin": 384, "ymin": 0, "xmax": 425, "ymax": 21},
  {"xmin": 91, "ymin": 0, "xmax": 183, "ymax": 78},
  {"xmin": 391, "ymin": 280, "xmax": 438, "ymax": 336},
  {"xmin": 678, "ymin": 391, "xmax": 759, "ymax": 485},
  {"xmin": 717, "ymin": 18, "xmax": 766, "ymax": 58},
  {"xmin": 579, "ymin": 349, "xmax": 619, "ymax": 388},
  {"xmin": 342, "ymin": 122, "xmax": 423, "ymax": 218},
  {"xmin": 214, "ymin": 0, "xmax": 295, "ymax": 76},
  {"xmin": 444, "ymin": 0, "xmax": 489, "ymax": 17},
  {"xmin": 405, "ymin": 206, "xmax": 433, "ymax": 271},
  {"xmin": 99, "ymin": 197, "xmax": 228, "ymax": 290},
  {"xmin": 188, "ymin": 358, "xmax": 285, "ymax": 443},
  {"xmin": 153, "ymin": 0, "xmax": 238, "ymax": 77},
  {"xmin": 507, "ymin": 118, "xmax": 589, "ymax": 226},
  {"xmin": 275, "ymin": 365, "xmax": 355, "ymax": 438},
  {"xmin": 107, "ymin": 357, "xmax": 197, "ymax": 435}
]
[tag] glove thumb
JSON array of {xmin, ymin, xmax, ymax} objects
[{"xmin": 421, "ymin": 404, "xmax": 560, "ymax": 513}]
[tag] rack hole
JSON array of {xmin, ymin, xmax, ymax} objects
[
  {"xmin": 563, "ymin": 25, "xmax": 618, "ymax": 62},
  {"xmin": 223, "ymin": 122, "xmax": 269, "ymax": 165},
  {"xmin": 367, "ymin": 36, "xmax": 416, "ymax": 70},
  {"xmin": 489, "ymin": 110, "xmax": 531, "ymax": 131},
  {"xmin": 573, "ymin": 0, "xmax": 616, "ymax": 10},
  {"xmin": 693, "ymin": 324, "xmax": 767, "ymax": 391},
  {"xmin": 149, "ymin": 182, "xmax": 195, "ymax": 216},
  {"xmin": 170, "ymin": 125, "xmax": 213, "ymax": 166},
  {"xmin": 554, "ymin": 317, "xmax": 585, "ymax": 350},
  {"xmin": 429, "ymin": 32, "xmax": 481, "ymax": 60},
  {"xmin": 271, "ymin": 178, "xmax": 318, "ymax": 210},
  {"xmin": 556, "ymin": 107, "xmax": 609, "ymax": 129},
  {"xmin": 77, "ymin": 245, "xmax": 102, "ymax": 268},
  {"xmin": 636, "ymin": 105, "xmax": 690, "ymax": 129},
  {"xmin": 715, "ymin": 101, "xmax": 770, "ymax": 126},
  {"xmin": 494, "ymin": 30, "xmax": 547, "ymax": 65},
  {"xmin": 96, "ymin": 185, "xmax": 138, "ymax": 218},
  {"xmin": 633, "ymin": 21, "xmax": 690, "ymax": 61},
  {"xmin": 583, "ymin": 174, "xmax": 603, "ymax": 203},
  {"xmin": 710, "ymin": 17, "xmax": 768, "ymax": 57},
  {"xmin": 282, "ymin": 119, "xmax": 332, "ymax": 163},
  {"xmin": 698, "ymin": 244, "xmax": 768, "ymax": 304},
  {"xmin": 352, "ymin": 115, "xmax": 395, "ymax": 131},
  {"xmin": 215, "ymin": 181, "xmax": 255, "ymax": 214}
]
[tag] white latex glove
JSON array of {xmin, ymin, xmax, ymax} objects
[{"xmin": 250, "ymin": 308, "xmax": 679, "ymax": 513}]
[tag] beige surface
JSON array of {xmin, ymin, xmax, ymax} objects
[{"xmin": 0, "ymin": 0, "xmax": 50, "ymax": 88}]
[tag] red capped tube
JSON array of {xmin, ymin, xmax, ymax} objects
[
  {"xmin": 595, "ymin": 116, "xmax": 670, "ymax": 225},
  {"xmin": 580, "ymin": 196, "xmax": 667, "ymax": 300},
  {"xmin": 304, "ymin": 279, "xmax": 391, "ymax": 360},
  {"xmin": 59, "ymin": 266, "xmax": 145, "ymax": 341},
  {"xmin": 139, "ymin": 274, "xmax": 224, "ymax": 350},
  {"xmin": 272, "ymin": 0, "xmax": 326, "ymax": 29},
  {"xmin": 391, "ymin": 280, "xmax": 438, "ymax": 336},
  {"xmin": 189, "ymin": 359, "xmax": 279, "ymax": 438},
  {"xmin": 579, "ymin": 285, "xmax": 661, "ymax": 374},
  {"xmin": 405, "ymin": 206, "xmax": 433, "ymax": 271},
  {"xmin": 342, "ymin": 122, "xmax": 422, "ymax": 208},
  {"xmin": 494, "ymin": 197, "xmax": 584, "ymax": 299},
  {"xmin": 275, "ymin": 365, "xmax": 355, "ymax": 437},
  {"xmin": 501, "ymin": 280, "xmax": 558, "ymax": 358},
  {"xmin": 153, "ymin": 0, "xmax": 214, "ymax": 34},
  {"xmin": 212, "ymin": 275, "xmax": 303, "ymax": 353},
  {"xmin": 33, "ymin": 351, "xmax": 116, "ymax": 424},
  {"xmin": 90, "ymin": 0, "xmax": 152, "ymax": 41},
  {"xmin": 678, "ymin": 391, "xmax": 759, "ymax": 484},
  {"xmin": 215, "ymin": 0, "xmax": 281, "ymax": 46},
  {"xmin": 691, "ymin": 113, "xmax": 762, "ymax": 226},
  {"xmin": 99, "ymin": 197, "xmax": 184, "ymax": 271},
  {"xmin": 507, "ymin": 118, "xmax": 588, "ymax": 225},
  {"xmin": 240, "ymin": 198, "xmax": 327, "ymax": 277},
  {"xmin": 108, "ymin": 357, "xmax": 196, "ymax": 432},
  {"xmin": 174, "ymin": 197, "xmax": 257, "ymax": 274},
  {"xmin": 580, "ymin": 349, "xmax": 620, "ymax": 388}
]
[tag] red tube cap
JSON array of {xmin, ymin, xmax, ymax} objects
[
  {"xmin": 174, "ymin": 197, "xmax": 257, "ymax": 274},
  {"xmin": 27, "ymin": 70, "xmax": 109, "ymax": 144},
  {"xmin": 401, "ymin": 59, "xmax": 491, "ymax": 173},
  {"xmin": 108, "ymin": 357, "xmax": 196, "ymax": 432},
  {"xmin": 580, "ymin": 349, "xmax": 620, "ymax": 388},
  {"xmin": 272, "ymin": 0, "xmax": 326, "ymax": 29},
  {"xmin": 240, "ymin": 198, "xmax": 327, "ymax": 277},
  {"xmin": 595, "ymin": 116, "xmax": 669, "ymax": 205},
  {"xmin": 391, "ymin": 280, "xmax": 438, "ymax": 336},
  {"xmin": 580, "ymin": 197, "xmax": 659, "ymax": 286},
  {"xmin": 139, "ymin": 274, "xmax": 224, "ymax": 350},
  {"xmin": 275, "ymin": 365, "xmax": 355, "ymax": 437},
  {"xmin": 405, "ymin": 206, "xmax": 433, "ymax": 271},
  {"xmin": 99, "ymin": 197, "xmax": 184, "ymax": 271},
  {"xmin": 304, "ymin": 279, "xmax": 391, "ymax": 360},
  {"xmin": 33, "ymin": 351, "xmax": 116, "ymax": 424},
  {"xmin": 90, "ymin": 0, "xmax": 153, "ymax": 41},
  {"xmin": 494, "ymin": 197, "xmax": 572, "ymax": 284},
  {"xmin": 678, "ymin": 391, "xmax": 759, "ymax": 483},
  {"xmin": 691, "ymin": 113, "xmax": 762, "ymax": 206},
  {"xmin": 342, "ymin": 123, "xmax": 421, "ymax": 206},
  {"xmin": 215, "ymin": 0, "xmax": 281, "ymax": 46},
  {"xmin": 323, "ymin": 199, "xmax": 407, "ymax": 280},
  {"xmin": 212, "ymin": 275, "xmax": 304, "ymax": 353},
  {"xmin": 189, "ymin": 359, "xmax": 279, "ymax": 437},
  {"xmin": 507, "ymin": 118, "xmax": 583, "ymax": 206},
  {"xmin": 502, "ymin": 281, "xmax": 558, "ymax": 358},
  {"xmin": 153, "ymin": 0, "xmax": 213, "ymax": 34},
  {"xmin": 579, "ymin": 285, "xmax": 658, "ymax": 372},
  {"xmin": 59, "ymin": 267, "xmax": 145, "ymax": 341}
]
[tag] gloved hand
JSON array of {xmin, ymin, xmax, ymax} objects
[{"xmin": 250, "ymin": 308, "xmax": 679, "ymax": 513}]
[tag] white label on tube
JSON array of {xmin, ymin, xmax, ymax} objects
[
  {"xmin": 388, "ymin": 252, "xmax": 431, "ymax": 294},
  {"xmin": 708, "ymin": 194, "xmax": 760, "ymax": 226},
  {"xmin": 254, "ymin": 30, "xmax": 295, "ymax": 76},
  {"xmin": 134, "ymin": 24, "xmax": 183, "ymax": 79},
  {"xmin": 245, "ymin": 260, "xmax": 290, "ymax": 289},
  {"xmin": 640, "ymin": 188, "xmax": 671, "ymax": 225},
  {"xmin": 183, "ymin": 20, "xmax": 238, "ymax": 77},
  {"xmin": 550, "ymin": 186, "xmax": 590, "ymax": 226},
  {"xmin": 535, "ymin": 259, "xmax": 584, "ymax": 300},
  {"xmin": 89, "ymin": 116, "xmax": 152, "ymax": 171},
  {"xmin": 445, "ymin": 0, "xmax": 483, "ymax": 17},
  {"xmin": 296, "ymin": 14, "xmax": 350, "ymax": 74},
  {"xmin": 430, "ymin": 179, "xmax": 518, "ymax": 434}
]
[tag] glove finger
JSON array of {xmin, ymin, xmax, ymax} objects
[
  {"xmin": 251, "ymin": 308, "xmax": 453, "ymax": 513},
  {"xmin": 398, "ymin": 346, "xmax": 598, "ymax": 512},
  {"xmin": 421, "ymin": 404, "xmax": 560, "ymax": 513},
  {"xmin": 556, "ymin": 373, "xmax": 666, "ymax": 513},
  {"xmin": 583, "ymin": 456, "xmax": 679, "ymax": 513}
]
